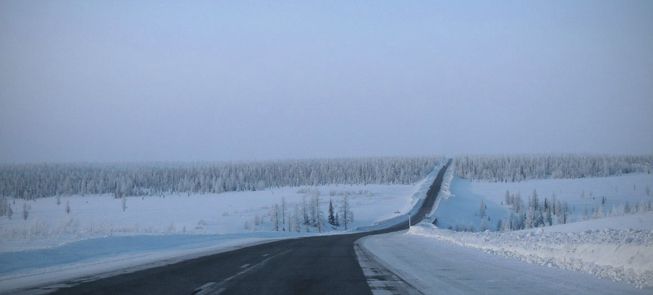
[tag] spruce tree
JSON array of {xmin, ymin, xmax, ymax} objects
[{"xmin": 328, "ymin": 199, "xmax": 336, "ymax": 226}]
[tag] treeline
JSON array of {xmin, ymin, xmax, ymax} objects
[
  {"xmin": 0, "ymin": 157, "xmax": 440, "ymax": 200},
  {"xmin": 455, "ymin": 155, "xmax": 653, "ymax": 182}
]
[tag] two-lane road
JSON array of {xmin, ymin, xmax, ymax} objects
[{"xmin": 48, "ymin": 160, "xmax": 451, "ymax": 295}]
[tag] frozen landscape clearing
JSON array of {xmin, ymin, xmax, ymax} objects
[
  {"xmin": 0, "ymin": 183, "xmax": 421, "ymax": 293},
  {"xmin": 0, "ymin": 184, "xmax": 416, "ymax": 252}
]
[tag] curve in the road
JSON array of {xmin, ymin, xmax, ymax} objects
[{"xmin": 48, "ymin": 160, "xmax": 451, "ymax": 295}]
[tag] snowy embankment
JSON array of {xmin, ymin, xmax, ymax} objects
[
  {"xmin": 435, "ymin": 173, "xmax": 653, "ymax": 231},
  {"xmin": 0, "ymin": 183, "xmax": 419, "ymax": 293},
  {"xmin": 360, "ymin": 219, "xmax": 652, "ymax": 295},
  {"xmin": 411, "ymin": 213, "xmax": 653, "ymax": 289}
]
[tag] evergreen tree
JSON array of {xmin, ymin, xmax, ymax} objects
[
  {"xmin": 328, "ymin": 199, "xmax": 336, "ymax": 226},
  {"xmin": 281, "ymin": 197, "xmax": 287, "ymax": 231}
]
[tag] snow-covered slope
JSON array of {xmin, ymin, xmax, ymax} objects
[
  {"xmin": 360, "ymin": 221, "xmax": 652, "ymax": 294},
  {"xmin": 409, "ymin": 213, "xmax": 653, "ymax": 289},
  {"xmin": 434, "ymin": 173, "xmax": 653, "ymax": 231}
]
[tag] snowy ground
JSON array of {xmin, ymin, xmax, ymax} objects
[
  {"xmin": 409, "ymin": 213, "xmax": 653, "ymax": 288},
  {"xmin": 0, "ymin": 182, "xmax": 424, "ymax": 293},
  {"xmin": 434, "ymin": 173, "xmax": 653, "ymax": 231},
  {"xmin": 0, "ymin": 184, "xmax": 416, "ymax": 252},
  {"xmin": 360, "ymin": 220, "xmax": 652, "ymax": 294}
]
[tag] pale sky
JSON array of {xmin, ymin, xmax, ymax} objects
[{"xmin": 1, "ymin": 1, "xmax": 652, "ymax": 163}]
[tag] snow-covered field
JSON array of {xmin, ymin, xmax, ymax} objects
[
  {"xmin": 435, "ymin": 173, "xmax": 653, "ymax": 231},
  {"xmin": 0, "ymin": 182, "xmax": 424, "ymax": 293},
  {"xmin": 0, "ymin": 184, "xmax": 415, "ymax": 252}
]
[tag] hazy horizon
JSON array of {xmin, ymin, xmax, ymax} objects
[{"xmin": 2, "ymin": 1, "xmax": 652, "ymax": 163}]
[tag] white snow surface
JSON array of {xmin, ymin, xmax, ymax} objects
[
  {"xmin": 1, "ymin": 184, "xmax": 415, "ymax": 252},
  {"xmin": 435, "ymin": 173, "xmax": 653, "ymax": 231},
  {"xmin": 361, "ymin": 213, "xmax": 653, "ymax": 293},
  {"xmin": 361, "ymin": 216, "xmax": 653, "ymax": 294},
  {"xmin": 0, "ymin": 183, "xmax": 419, "ymax": 293}
]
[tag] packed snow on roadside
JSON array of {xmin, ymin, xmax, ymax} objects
[
  {"xmin": 410, "ymin": 212, "xmax": 653, "ymax": 289},
  {"xmin": 360, "ymin": 220, "xmax": 652, "ymax": 295},
  {"xmin": 434, "ymin": 173, "xmax": 653, "ymax": 231}
]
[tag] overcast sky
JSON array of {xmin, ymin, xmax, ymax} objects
[{"xmin": 1, "ymin": 1, "xmax": 652, "ymax": 163}]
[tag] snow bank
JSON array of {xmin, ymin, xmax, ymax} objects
[{"xmin": 411, "ymin": 212, "xmax": 653, "ymax": 288}]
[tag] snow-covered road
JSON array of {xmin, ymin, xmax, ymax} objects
[{"xmin": 360, "ymin": 229, "xmax": 651, "ymax": 295}]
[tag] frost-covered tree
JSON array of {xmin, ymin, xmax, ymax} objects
[
  {"xmin": 545, "ymin": 205, "xmax": 553, "ymax": 226},
  {"xmin": 513, "ymin": 193, "xmax": 523, "ymax": 213},
  {"xmin": 340, "ymin": 195, "xmax": 354, "ymax": 230},
  {"xmin": 312, "ymin": 193, "xmax": 324, "ymax": 232},
  {"xmin": 301, "ymin": 195, "xmax": 309, "ymax": 228},
  {"xmin": 525, "ymin": 206, "xmax": 535, "ymax": 229},
  {"xmin": 293, "ymin": 204, "xmax": 301, "ymax": 232},
  {"xmin": 281, "ymin": 197, "xmax": 287, "ymax": 231},
  {"xmin": 271, "ymin": 204, "xmax": 280, "ymax": 231},
  {"xmin": 22, "ymin": 202, "xmax": 29, "ymax": 220},
  {"xmin": 0, "ymin": 197, "xmax": 13, "ymax": 218}
]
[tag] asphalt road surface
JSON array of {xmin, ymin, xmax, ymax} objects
[{"xmin": 47, "ymin": 160, "xmax": 450, "ymax": 295}]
